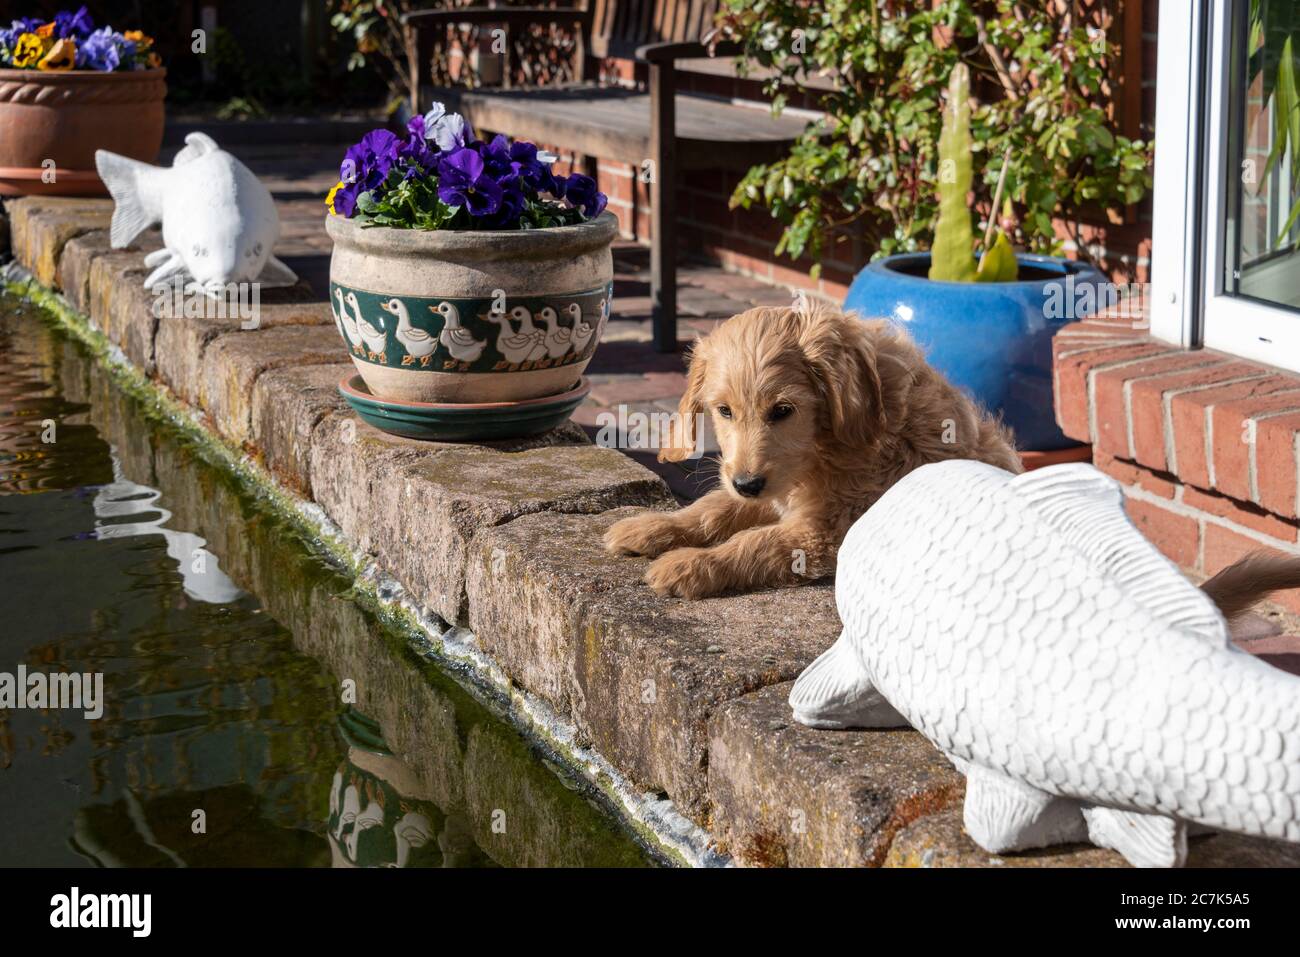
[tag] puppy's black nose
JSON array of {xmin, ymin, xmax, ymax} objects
[{"xmin": 732, "ymin": 473, "xmax": 766, "ymax": 497}]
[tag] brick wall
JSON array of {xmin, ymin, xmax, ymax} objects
[{"xmin": 1053, "ymin": 311, "xmax": 1300, "ymax": 614}]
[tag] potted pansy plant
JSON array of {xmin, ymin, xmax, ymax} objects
[
  {"xmin": 325, "ymin": 104, "xmax": 615, "ymax": 441},
  {"xmin": 0, "ymin": 6, "xmax": 165, "ymax": 196}
]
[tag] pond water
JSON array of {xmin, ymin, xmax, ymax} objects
[{"xmin": 0, "ymin": 293, "xmax": 649, "ymax": 868}]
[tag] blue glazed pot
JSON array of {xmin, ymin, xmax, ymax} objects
[{"xmin": 843, "ymin": 252, "xmax": 1107, "ymax": 451}]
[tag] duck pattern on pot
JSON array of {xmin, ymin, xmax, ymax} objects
[{"xmin": 328, "ymin": 281, "xmax": 612, "ymax": 373}]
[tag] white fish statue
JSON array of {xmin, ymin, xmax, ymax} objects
[
  {"xmin": 790, "ymin": 459, "xmax": 1300, "ymax": 868},
  {"xmin": 95, "ymin": 132, "xmax": 297, "ymax": 294}
]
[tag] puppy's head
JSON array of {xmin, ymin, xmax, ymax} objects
[{"xmin": 660, "ymin": 300, "xmax": 886, "ymax": 502}]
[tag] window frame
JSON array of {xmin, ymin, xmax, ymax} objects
[{"xmin": 1151, "ymin": 0, "xmax": 1300, "ymax": 370}]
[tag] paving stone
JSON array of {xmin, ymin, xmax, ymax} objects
[
  {"xmin": 589, "ymin": 371, "xmax": 687, "ymax": 405},
  {"xmin": 884, "ymin": 806, "xmax": 1300, "ymax": 868},
  {"xmin": 199, "ymin": 324, "xmax": 342, "ymax": 447},
  {"xmin": 707, "ymin": 683, "xmax": 964, "ymax": 866},
  {"xmin": 249, "ymin": 362, "xmax": 354, "ymax": 495},
  {"xmin": 466, "ymin": 508, "xmax": 843, "ymax": 821}
]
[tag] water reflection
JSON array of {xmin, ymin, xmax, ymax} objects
[
  {"xmin": 0, "ymin": 294, "xmax": 649, "ymax": 868},
  {"xmin": 93, "ymin": 453, "xmax": 243, "ymax": 604}
]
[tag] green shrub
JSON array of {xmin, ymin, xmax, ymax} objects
[{"xmin": 717, "ymin": 0, "xmax": 1154, "ymax": 275}]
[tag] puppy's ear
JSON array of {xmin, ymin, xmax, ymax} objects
[
  {"xmin": 659, "ymin": 341, "xmax": 708, "ymax": 463},
  {"xmin": 798, "ymin": 306, "xmax": 886, "ymax": 448}
]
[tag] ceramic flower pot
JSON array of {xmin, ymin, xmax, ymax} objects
[
  {"xmin": 0, "ymin": 68, "xmax": 166, "ymax": 197},
  {"xmin": 326, "ymin": 211, "xmax": 617, "ymax": 404},
  {"xmin": 843, "ymin": 252, "xmax": 1107, "ymax": 450}
]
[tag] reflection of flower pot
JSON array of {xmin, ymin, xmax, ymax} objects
[
  {"xmin": 844, "ymin": 252, "xmax": 1107, "ymax": 451},
  {"xmin": 325, "ymin": 212, "xmax": 616, "ymax": 405},
  {"xmin": 0, "ymin": 68, "xmax": 166, "ymax": 197}
]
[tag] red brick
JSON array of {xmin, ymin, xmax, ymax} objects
[
  {"xmin": 1052, "ymin": 341, "xmax": 1173, "ymax": 442},
  {"xmin": 1127, "ymin": 360, "xmax": 1260, "ymax": 472},
  {"xmin": 1257, "ymin": 411, "xmax": 1300, "ymax": 519},
  {"xmin": 1181, "ymin": 486, "xmax": 1299, "ymax": 543},
  {"xmin": 1209, "ymin": 389, "xmax": 1300, "ymax": 503},
  {"xmin": 1124, "ymin": 496, "xmax": 1200, "ymax": 568},
  {"xmin": 1055, "ymin": 319, "xmax": 1145, "ymax": 340},
  {"xmin": 1203, "ymin": 525, "xmax": 1300, "ymax": 615},
  {"xmin": 1092, "ymin": 352, "xmax": 1222, "ymax": 458},
  {"xmin": 1171, "ymin": 375, "xmax": 1296, "ymax": 489},
  {"xmin": 1094, "ymin": 450, "xmax": 1142, "ymax": 485}
]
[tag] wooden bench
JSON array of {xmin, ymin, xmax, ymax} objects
[{"xmin": 402, "ymin": 1, "xmax": 811, "ymax": 352}]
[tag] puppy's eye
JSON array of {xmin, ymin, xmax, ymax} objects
[
  {"xmin": 717, "ymin": 405, "xmax": 732, "ymax": 419},
  {"xmin": 769, "ymin": 403, "xmax": 795, "ymax": 422}
]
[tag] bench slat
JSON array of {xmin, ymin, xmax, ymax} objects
[{"xmin": 433, "ymin": 85, "xmax": 812, "ymax": 169}]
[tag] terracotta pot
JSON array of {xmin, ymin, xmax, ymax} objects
[
  {"xmin": 326, "ymin": 211, "xmax": 617, "ymax": 404},
  {"xmin": 0, "ymin": 67, "xmax": 166, "ymax": 197}
]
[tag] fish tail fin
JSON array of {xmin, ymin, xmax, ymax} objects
[
  {"xmin": 94, "ymin": 150, "xmax": 160, "ymax": 248},
  {"xmin": 1201, "ymin": 551, "xmax": 1300, "ymax": 622},
  {"xmin": 789, "ymin": 630, "xmax": 908, "ymax": 729}
]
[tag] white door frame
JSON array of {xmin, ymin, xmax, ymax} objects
[{"xmin": 1151, "ymin": 0, "xmax": 1300, "ymax": 371}]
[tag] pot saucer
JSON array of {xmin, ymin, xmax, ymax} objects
[{"xmin": 339, "ymin": 374, "xmax": 590, "ymax": 441}]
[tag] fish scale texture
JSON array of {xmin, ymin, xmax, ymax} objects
[{"xmin": 833, "ymin": 460, "xmax": 1300, "ymax": 842}]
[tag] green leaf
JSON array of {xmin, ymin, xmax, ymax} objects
[{"xmin": 975, "ymin": 229, "xmax": 1019, "ymax": 282}]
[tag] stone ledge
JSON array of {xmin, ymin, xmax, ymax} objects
[
  {"xmin": 466, "ymin": 509, "xmax": 843, "ymax": 822},
  {"xmin": 884, "ymin": 806, "xmax": 1300, "ymax": 868},
  {"xmin": 5, "ymin": 197, "xmax": 115, "ymax": 286},
  {"xmin": 708, "ymin": 683, "xmax": 963, "ymax": 866},
  {"xmin": 310, "ymin": 417, "xmax": 669, "ymax": 626}
]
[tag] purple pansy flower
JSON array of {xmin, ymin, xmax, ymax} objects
[
  {"xmin": 479, "ymin": 134, "xmax": 522, "ymax": 188},
  {"xmin": 77, "ymin": 27, "xmax": 132, "ymax": 71},
  {"xmin": 400, "ymin": 114, "xmax": 437, "ymax": 173},
  {"xmin": 54, "ymin": 6, "xmax": 95, "ymax": 39},
  {"xmin": 563, "ymin": 173, "xmax": 607, "ymax": 218},
  {"xmin": 437, "ymin": 147, "xmax": 503, "ymax": 217},
  {"xmin": 335, "ymin": 128, "xmax": 403, "ymax": 215}
]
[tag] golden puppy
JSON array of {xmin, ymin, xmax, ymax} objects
[{"xmin": 603, "ymin": 300, "xmax": 1022, "ymax": 598}]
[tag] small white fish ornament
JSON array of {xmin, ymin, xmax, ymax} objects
[
  {"xmin": 95, "ymin": 132, "xmax": 297, "ymax": 294},
  {"xmin": 791, "ymin": 460, "xmax": 1300, "ymax": 867}
]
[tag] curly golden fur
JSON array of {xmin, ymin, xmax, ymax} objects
[{"xmin": 604, "ymin": 301, "xmax": 1022, "ymax": 598}]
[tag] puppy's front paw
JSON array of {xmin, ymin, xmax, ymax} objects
[
  {"xmin": 604, "ymin": 512, "xmax": 683, "ymax": 558},
  {"xmin": 645, "ymin": 548, "xmax": 721, "ymax": 599}
]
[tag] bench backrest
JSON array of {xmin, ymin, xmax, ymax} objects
[{"xmin": 589, "ymin": 0, "xmax": 720, "ymax": 60}]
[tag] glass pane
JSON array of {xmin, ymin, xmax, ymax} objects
[{"xmin": 1224, "ymin": 0, "xmax": 1300, "ymax": 311}]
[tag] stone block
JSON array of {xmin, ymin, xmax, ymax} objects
[
  {"xmin": 708, "ymin": 683, "xmax": 964, "ymax": 866},
  {"xmin": 466, "ymin": 508, "xmax": 843, "ymax": 821}
]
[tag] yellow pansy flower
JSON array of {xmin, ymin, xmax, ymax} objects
[
  {"xmin": 35, "ymin": 22, "xmax": 56, "ymax": 39},
  {"xmin": 37, "ymin": 38, "xmax": 76, "ymax": 72},
  {"xmin": 124, "ymin": 30, "xmax": 154, "ymax": 50},
  {"xmin": 13, "ymin": 33, "xmax": 51, "ymax": 68},
  {"xmin": 325, "ymin": 181, "xmax": 344, "ymax": 215}
]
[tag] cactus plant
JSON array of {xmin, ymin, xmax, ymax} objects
[{"xmin": 929, "ymin": 64, "xmax": 1019, "ymax": 284}]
